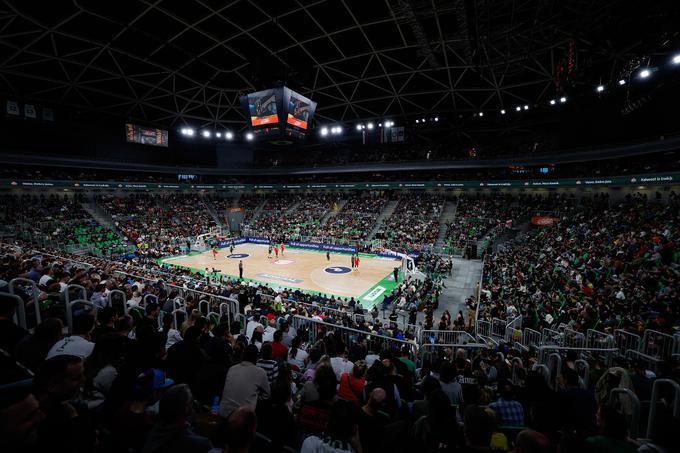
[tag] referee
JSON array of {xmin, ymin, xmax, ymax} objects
[{"xmin": 238, "ymin": 260, "xmax": 243, "ymax": 279}]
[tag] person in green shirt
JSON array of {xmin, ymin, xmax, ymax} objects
[{"xmin": 397, "ymin": 345, "xmax": 416, "ymax": 377}]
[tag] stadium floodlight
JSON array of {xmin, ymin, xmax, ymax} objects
[
  {"xmin": 215, "ymin": 132, "xmax": 222, "ymax": 138},
  {"xmin": 180, "ymin": 128, "xmax": 187, "ymax": 135},
  {"xmin": 378, "ymin": 123, "xmax": 382, "ymax": 127},
  {"xmin": 185, "ymin": 128, "xmax": 194, "ymax": 136},
  {"xmin": 549, "ymin": 99, "xmax": 556, "ymax": 105},
  {"xmin": 673, "ymin": 54, "xmax": 680, "ymax": 65},
  {"xmin": 320, "ymin": 127, "xmax": 329, "ymax": 136},
  {"xmin": 336, "ymin": 126, "xmax": 343, "ymax": 134},
  {"xmin": 245, "ymin": 132, "xmax": 253, "ymax": 141},
  {"xmin": 515, "ymin": 106, "xmax": 521, "ymax": 111},
  {"xmin": 415, "ymin": 119, "xmax": 420, "ymax": 124},
  {"xmin": 202, "ymin": 130, "xmax": 211, "ymax": 138},
  {"xmin": 421, "ymin": 118, "xmax": 426, "ymax": 122},
  {"xmin": 523, "ymin": 105, "xmax": 529, "ymax": 110},
  {"xmin": 618, "ymin": 79, "xmax": 626, "ymax": 86},
  {"xmin": 500, "ymin": 109, "xmax": 506, "ymax": 115},
  {"xmin": 639, "ymin": 68, "xmax": 651, "ymax": 79},
  {"xmin": 478, "ymin": 112, "xmax": 484, "ymax": 117},
  {"xmin": 596, "ymin": 85, "xmax": 605, "ymax": 93},
  {"xmin": 356, "ymin": 124, "xmax": 362, "ymax": 131},
  {"xmin": 434, "ymin": 117, "xmax": 438, "ymax": 122},
  {"xmin": 559, "ymin": 96, "xmax": 567, "ymax": 103},
  {"xmin": 367, "ymin": 122, "xmax": 374, "ymax": 130},
  {"xmin": 225, "ymin": 132, "xmax": 234, "ymax": 140}
]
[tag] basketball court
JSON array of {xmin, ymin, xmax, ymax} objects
[{"xmin": 161, "ymin": 243, "xmax": 403, "ymax": 308}]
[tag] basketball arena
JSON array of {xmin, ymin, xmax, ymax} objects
[{"xmin": 1, "ymin": 1, "xmax": 679, "ymax": 453}]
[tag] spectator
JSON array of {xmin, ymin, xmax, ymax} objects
[
  {"xmin": 0, "ymin": 385, "xmax": 45, "ymax": 451},
  {"xmin": 439, "ymin": 361, "xmax": 464, "ymax": 406},
  {"xmin": 46, "ymin": 311, "xmax": 95, "ymax": 359},
  {"xmin": 514, "ymin": 429, "xmax": 551, "ymax": 453},
  {"xmin": 257, "ymin": 342, "xmax": 280, "ymax": 384},
  {"xmin": 271, "ymin": 330, "xmax": 289, "ymax": 360},
  {"xmin": 585, "ymin": 406, "xmax": 637, "ymax": 453},
  {"xmin": 337, "ymin": 360, "xmax": 367, "ymax": 404},
  {"xmin": 143, "ymin": 384, "xmax": 214, "ymax": 453},
  {"xmin": 300, "ymin": 400, "xmax": 361, "ymax": 453},
  {"xmin": 224, "ymin": 406, "xmax": 258, "ymax": 453},
  {"xmin": 219, "ymin": 344, "xmax": 270, "ymax": 419},
  {"xmin": 0, "ymin": 292, "xmax": 29, "ymax": 356},
  {"xmin": 413, "ymin": 388, "xmax": 459, "ymax": 452},
  {"xmin": 558, "ymin": 367, "xmax": 598, "ymax": 433},
  {"xmin": 14, "ymin": 317, "xmax": 63, "ymax": 371},
  {"xmin": 488, "ymin": 379, "xmax": 525, "ymax": 427},
  {"xmin": 166, "ymin": 325, "xmax": 205, "ymax": 387},
  {"xmin": 288, "ymin": 336, "xmax": 309, "ymax": 370}
]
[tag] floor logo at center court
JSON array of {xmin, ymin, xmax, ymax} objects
[
  {"xmin": 324, "ymin": 266, "xmax": 352, "ymax": 274},
  {"xmin": 227, "ymin": 253, "xmax": 250, "ymax": 259},
  {"xmin": 255, "ymin": 273, "xmax": 303, "ymax": 284}
]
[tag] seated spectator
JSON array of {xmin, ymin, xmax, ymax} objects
[
  {"xmin": 514, "ymin": 429, "xmax": 551, "ymax": 453},
  {"xmin": 271, "ymin": 330, "xmax": 289, "ymax": 360},
  {"xmin": 300, "ymin": 400, "xmax": 361, "ymax": 453},
  {"xmin": 337, "ymin": 360, "xmax": 367, "ymax": 404},
  {"xmin": 463, "ymin": 405, "xmax": 495, "ymax": 452},
  {"xmin": 14, "ymin": 317, "xmax": 63, "ymax": 371},
  {"xmin": 224, "ymin": 406, "xmax": 258, "ymax": 453},
  {"xmin": 219, "ymin": 344, "xmax": 270, "ymax": 419},
  {"xmin": 439, "ymin": 360, "xmax": 464, "ymax": 406},
  {"xmin": 143, "ymin": 383, "xmax": 214, "ymax": 453},
  {"xmin": 257, "ymin": 342, "xmax": 280, "ymax": 384},
  {"xmin": 110, "ymin": 368, "xmax": 158, "ymax": 451},
  {"xmin": 288, "ymin": 336, "xmax": 309, "ymax": 370},
  {"xmin": 413, "ymin": 388, "xmax": 459, "ymax": 452},
  {"xmin": 488, "ymin": 379, "xmax": 525, "ymax": 427},
  {"xmin": 0, "ymin": 292, "xmax": 29, "ymax": 356},
  {"xmin": 585, "ymin": 406, "xmax": 637, "ymax": 453},
  {"xmin": 32, "ymin": 355, "xmax": 96, "ymax": 452},
  {"xmin": 0, "ymin": 385, "xmax": 45, "ymax": 452},
  {"xmin": 46, "ymin": 312, "xmax": 96, "ymax": 359},
  {"xmin": 558, "ymin": 367, "xmax": 598, "ymax": 433},
  {"xmin": 165, "ymin": 326, "xmax": 205, "ymax": 387},
  {"xmin": 298, "ymin": 364, "xmax": 338, "ymax": 435}
]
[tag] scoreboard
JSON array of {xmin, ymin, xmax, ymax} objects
[
  {"xmin": 125, "ymin": 123, "xmax": 168, "ymax": 147},
  {"xmin": 240, "ymin": 87, "xmax": 317, "ymax": 141}
]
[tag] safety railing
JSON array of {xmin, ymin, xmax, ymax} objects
[
  {"xmin": 586, "ymin": 329, "xmax": 614, "ymax": 349},
  {"xmin": 418, "ymin": 342, "xmax": 488, "ymax": 367},
  {"xmin": 107, "ymin": 289, "xmax": 128, "ymax": 315},
  {"xmin": 646, "ymin": 379, "xmax": 680, "ymax": 438},
  {"xmin": 8, "ymin": 277, "xmax": 42, "ymax": 328},
  {"xmin": 574, "ymin": 359, "xmax": 590, "ymax": 389},
  {"xmin": 290, "ymin": 315, "xmax": 418, "ymax": 359},
  {"xmin": 421, "ymin": 330, "xmax": 477, "ymax": 345},
  {"xmin": 490, "ymin": 317, "xmax": 506, "ymax": 340},
  {"xmin": 65, "ymin": 284, "xmax": 87, "ymax": 305},
  {"xmin": 521, "ymin": 328, "xmax": 542, "ymax": 350},
  {"xmin": 537, "ymin": 345, "xmax": 619, "ymax": 369},
  {"xmin": 65, "ymin": 299, "xmax": 96, "ymax": 334},
  {"xmin": 609, "ymin": 388, "xmax": 641, "ymax": 438},
  {"xmin": 640, "ymin": 329, "xmax": 675, "ymax": 361},
  {"xmin": 563, "ymin": 328, "xmax": 586, "ymax": 348},
  {"xmin": 4, "ymin": 292, "xmax": 27, "ymax": 330},
  {"xmin": 504, "ymin": 316, "xmax": 523, "ymax": 343}
]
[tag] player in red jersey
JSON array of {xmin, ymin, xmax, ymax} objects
[
  {"xmin": 274, "ymin": 246, "xmax": 279, "ymax": 258},
  {"xmin": 354, "ymin": 255, "xmax": 360, "ymax": 269},
  {"xmin": 280, "ymin": 243, "xmax": 285, "ymax": 256},
  {"xmin": 212, "ymin": 248, "xmax": 217, "ymax": 260}
]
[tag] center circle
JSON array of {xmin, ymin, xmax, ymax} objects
[
  {"xmin": 227, "ymin": 253, "xmax": 250, "ymax": 259},
  {"xmin": 324, "ymin": 266, "xmax": 352, "ymax": 274}
]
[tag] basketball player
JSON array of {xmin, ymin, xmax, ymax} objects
[
  {"xmin": 280, "ymin": 242, "xmax": 285, "ymax": 256},
  {"xmin": 268, "ymin": 244, "xmax": 273, "ymax": 259},
  {"xmin": 274, "ymin": 246, "xmax": 279, "ymax": 258},
  {"xmin": 326, "ymin": 251, "xmax": 330, "ymax": 261},
  {"xmin": 229, "ymin": 242, "xmax": 234, "ymax": 255},
  {"xmin": 212, "ymin": 248, "xmax": 217, "ymax": 260},
  {"xmin": 354, "ymin": 255, "xmax": 360, "ymax": 269},
  {"xmin": 351, "ymin": 254, "xmax": 355, "ymax": 269}
]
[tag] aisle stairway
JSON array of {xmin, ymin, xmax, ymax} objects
[
  {"xmin": 434, "ymin": 200, "xmax": 458, "ymax": 251},
  {"xmin": 319, "ymin": 199, "xmax": 347, "ymax": 226},
  {"xmin": 200, "ymin": 197, "xmax": 224, "ymax": 228},
  {"xmin": 80, "ymin": 200, "xmax": 124, "ymax": 238},
  {"xmin": 366, "ymin": 199, "xmax": 400, "ymax": 241}
]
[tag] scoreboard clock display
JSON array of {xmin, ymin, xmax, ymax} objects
[{"xmin": 125, "ymin": 123, "xmax": 169, "ymax": 147}]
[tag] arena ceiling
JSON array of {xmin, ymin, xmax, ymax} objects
[{"xmin": 0, "ymin": 0, "xmax": 677, "ymax": 130}]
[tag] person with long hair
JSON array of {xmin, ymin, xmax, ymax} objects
[{"xmin": 287, "ymin": 336, "xmax": 309, "ymax": 371}]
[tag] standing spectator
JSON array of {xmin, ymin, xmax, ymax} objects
[{"xmin": 165, "ymin": 326, "xmax": 205, "ymax": 387}]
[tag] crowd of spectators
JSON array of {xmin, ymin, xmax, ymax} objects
[
  {"xmin": 98, "ymin": 194, "xmax": 217, "ymax": 257},
  {"xmin": 309, "ymin": 194, "xmax": 387, "ymax": 243},
  {"xmin": 2, "ymin": 239, "xmax": 678, "ymax": 452},
  {"xmin": 375, "ymin": 194, "xmax": 445, "ymax": 252},
  {"xmin": 478, "ymin": 193, "xmax": 680, "ymax": 340}
]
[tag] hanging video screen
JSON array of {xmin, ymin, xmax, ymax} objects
[
  {"xmin": 286, "ymin": 93, "xmax": 311, "ymax": 129},
  {"xmin": 247, "ymin": 89, "xmax": 279, "ymax": 127},
  {"xmin": 125, "ymin": 123, "xmax": 168, "ymax": 147}
]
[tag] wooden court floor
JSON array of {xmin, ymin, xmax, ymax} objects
[{"xmin": 162, "ymin": 243, "xmax": 400, "ymax": 304}]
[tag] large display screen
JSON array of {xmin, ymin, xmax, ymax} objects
[
  {"xmin": 247, "ymin": 89, "xmax": 279, "ymax": 127},
  {"xmin": 286, "ymin": 93, "xmax": 311, "ymax": 129},
  {"xmin": 125, "ymin": 123, "xmax": 168, "ymax": 147}
]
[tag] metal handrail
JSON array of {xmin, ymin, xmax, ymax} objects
[
  {"xmin": 646, "ymin": 379, "xmax": 680, "ymax": 438},
  {"xmin": 609, "ymin": 388, "xmax": 640, "ymax": 439},
  {"xmin": 66, "ymin": 299, "xmax": 96, "ymax": 334},
  {"xmin": 9, "ymin": 277, "xmax": 41, "ymax": 325}
]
